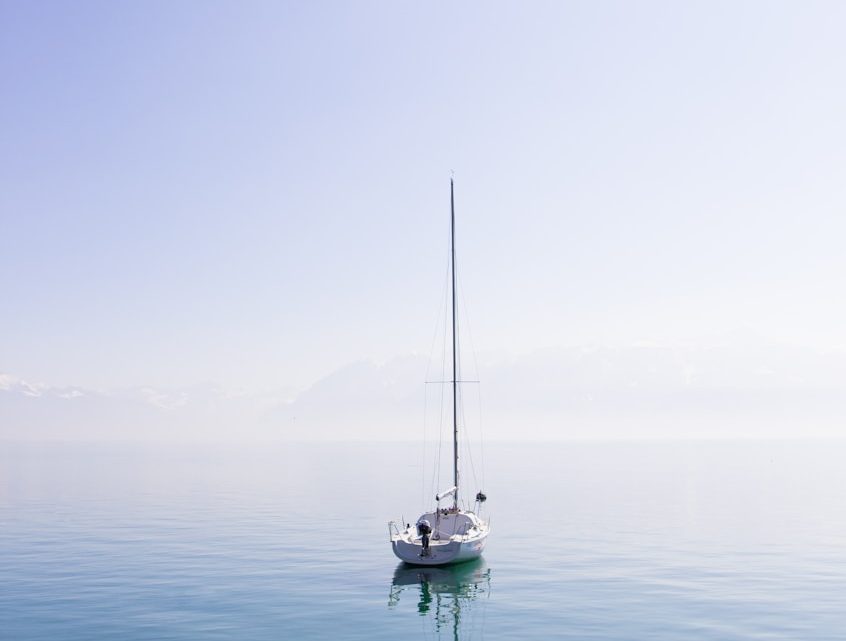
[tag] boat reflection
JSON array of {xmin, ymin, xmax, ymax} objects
[{"xmin": 388, "ymin": 559, "xmax": 491, "ymax": 640}]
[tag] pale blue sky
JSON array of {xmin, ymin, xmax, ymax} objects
[{"xmin": 3, "ymin": 1, "xmax": 846, "ymax": 398}]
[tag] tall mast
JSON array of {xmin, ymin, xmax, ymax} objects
[{"xmin": 450, "ymin": 178, "xmax": 459, "ymax": 509}]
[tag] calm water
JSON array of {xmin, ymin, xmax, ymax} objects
[{"xmin": 1, "ymin": 439, "xmax": 844, "ymax": 640}]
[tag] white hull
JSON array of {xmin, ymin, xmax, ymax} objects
[
  {"xmin": 390, "ymin": 511, "xmax": 489, "ymax": 566},
  {"xmin": 391, "ymin": 532, "xmax": 488, "ymax": 566}
]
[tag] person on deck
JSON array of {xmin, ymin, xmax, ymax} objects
[{"xmin": 417, "ymin": 519, "xmax": 432, "ymax": 555}]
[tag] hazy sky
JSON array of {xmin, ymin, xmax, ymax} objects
[{"xmin": 3, "ymin": 1, "xmax": 846, "ymax": 397}]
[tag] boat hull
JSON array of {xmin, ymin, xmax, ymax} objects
[{"xmin": 391, "ymin": 530, "xmax": 488, "ymax": 566}]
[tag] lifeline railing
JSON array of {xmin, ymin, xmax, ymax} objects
[
  {"xmin": 387, "ymin": 521, "xmax": 402, "ymax": 541},
  {"xmin": 389, "ymin": 518, "xmax": 489, "ymax": 543}
]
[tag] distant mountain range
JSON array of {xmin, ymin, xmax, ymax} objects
[{"xmin": 4, "ymin": 339, "xmax": 846, "ymax": 441}]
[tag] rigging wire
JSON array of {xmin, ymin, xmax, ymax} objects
[
  {"xmin": 423, "ymin": 186, "xmax": 486, "ymax": 512},
  {"xmin": 432, "ymin": 229, "xmax": 453, "ymax": 505},
  {"xmin": 434, "ymin": 283, "xmax": 447, "ymax": 503},
  {"xmin": 423, "ymin": 243, "xmax": 451, "ymax": 512},
  {"xmin": 453, "ymin": 257, "xmax": 483, "ymax": 503},
  {"xmin": 457, "ymin": 265, "xmax": 486, "ymax": 493}
]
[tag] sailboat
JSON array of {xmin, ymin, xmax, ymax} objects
[{"xmin": 389, "ymin": 179, "xmax": 490, "ymax": 566}]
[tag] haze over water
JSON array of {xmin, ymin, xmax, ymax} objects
[{"xmin": 2, "ymin": 438, "xmax": 843, "ymax": 640}]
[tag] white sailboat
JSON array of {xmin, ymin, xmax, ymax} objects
[{"xmin": 389, "ymin": 179, "xmax": 490, "ymax": 566}]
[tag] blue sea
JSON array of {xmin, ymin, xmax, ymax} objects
[{"xmin": 1, "ymin": 439, "xmax": 844, "ymax": 640}]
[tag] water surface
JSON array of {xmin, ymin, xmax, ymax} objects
[{"xmin": 1, "ymin": 439, "xmax": 844, "ymax": 639}]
